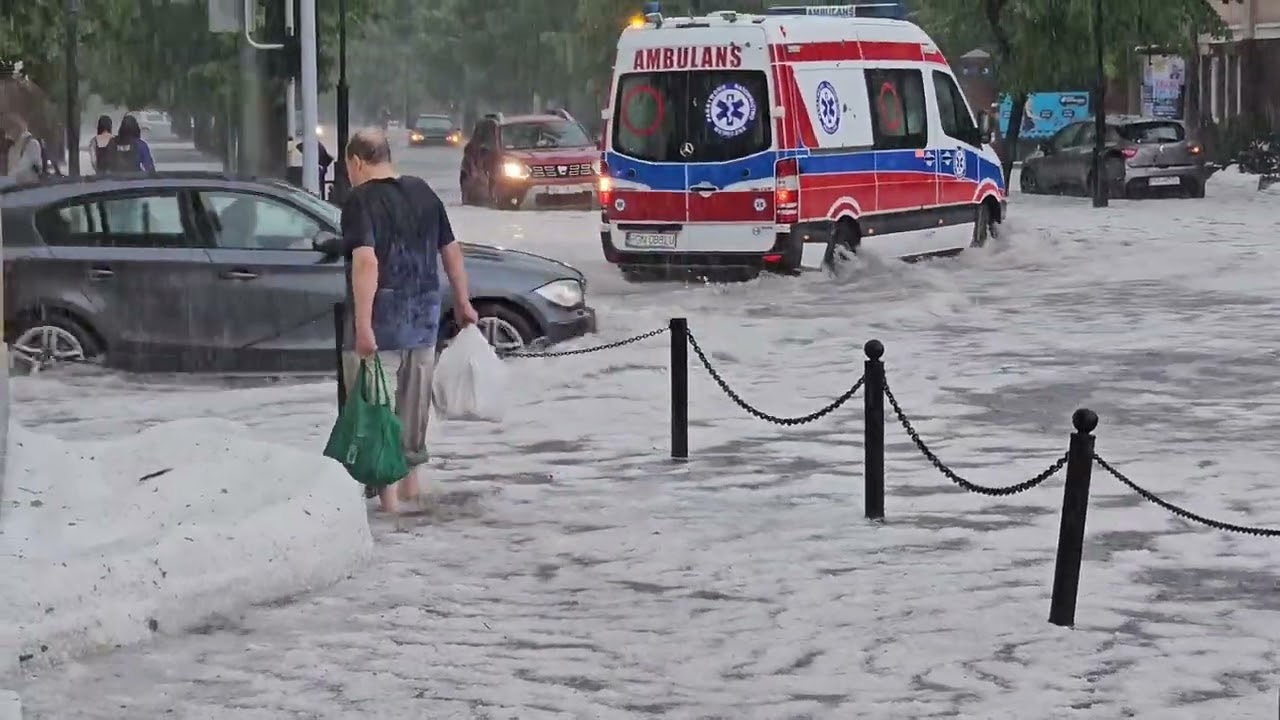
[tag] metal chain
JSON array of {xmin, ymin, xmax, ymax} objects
[
  {"xmin": 882, "ymin": 378, "xmax": 1067, "ymax": 496},
  {"xmin": 1093, "ymin": 454, "xmax": 1280, "ymax": 537},
  {"xmin": 502, "ymin": 326, "xmax": 668, "ymax": 358},
  {"xmin": 684, "ymin": 328, "xmax": 864, "ymax": 426}
]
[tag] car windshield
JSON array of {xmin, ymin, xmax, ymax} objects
[
  {"xmin": 1118, "ymin": 121, "xmax": 1185, "ymax": 143},
  {"xmin": 612, "ymin": 70, "xmax": 771, "ymax": 163},
  {"xmin": 500, "ymin": 120, "xmax": 591, "ymax": 150},
  {"xmin": 415, "ymin": 116, "xmax": 452, "ymax": 132}
]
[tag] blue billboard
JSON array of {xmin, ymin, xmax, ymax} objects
[{"xmin": 998, "ymin": 92, "xmax": 1091, "ymax": 140}]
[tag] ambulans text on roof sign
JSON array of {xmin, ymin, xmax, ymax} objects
[{"xmin": 632, "ymin": 45, "xmax": 743, "ymax": 71}]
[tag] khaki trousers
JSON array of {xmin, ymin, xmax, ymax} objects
[{"xmin": 341, "ymin": 348, "xmax": 436, "ymax": 467}]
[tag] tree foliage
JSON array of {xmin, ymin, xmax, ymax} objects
[{"xmin": 912, "ymin": 0, "xmax": 1226, "ymax": 94}]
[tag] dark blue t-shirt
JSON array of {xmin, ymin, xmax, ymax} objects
[{"xmin": 341, "ymin": 176, "xmax": 456, "ymax": 351}]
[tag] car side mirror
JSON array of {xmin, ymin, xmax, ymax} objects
[{"xmin": 312, "ymin": 229, "xmax": 342, "ymax": 256}]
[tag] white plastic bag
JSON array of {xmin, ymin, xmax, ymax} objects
[{"xmin": 431, "ymin": 325, "xmax": 508, "ymax": 422}]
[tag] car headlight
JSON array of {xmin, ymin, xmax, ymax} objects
[
  {"xmin": 315, "ymin": 125, "xmax": 324, "ymax": 137},
  {"xmin": 502, "ymin": 160, "xmax": 530, "ymax": 179},
  {"xmin": 533, "ymin": 278, "xmax": 584, "ymax": 308},
  {"xmin": 411, "ymin": 132, "xmax": 423, "ymax": 140}
]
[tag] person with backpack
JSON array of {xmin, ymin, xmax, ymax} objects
[
  {"xmin": 1, "ymin": 113, "xmax": 45, "ymax": 184},
  {"xmin": 101, "ymin": 114, "xmax": 155, "ymax": 173},
  {"xmin": 88, "ymin": 115, "xmax": 114, "ymax": 173}
]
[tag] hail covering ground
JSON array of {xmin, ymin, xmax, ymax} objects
[{"xmin": 4, "ymin": 140, "xmax": 1280, "ymax": 717}]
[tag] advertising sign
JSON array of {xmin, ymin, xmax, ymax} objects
[
  {"xmin": 1141, "ymin": 55, "xmax": 1185, "ymax": 119},
  {"xmin": 998, "ymin": 92, "xmax": 1091, "ymax": 139}
]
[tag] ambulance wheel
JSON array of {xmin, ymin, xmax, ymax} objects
[
  {"xmin": 822, "ymin": 220, "xmax": 859, "ymax": 276},
  {"xmin": 971, "ymin": 202, "xmax": 996, "ymax": 248}
]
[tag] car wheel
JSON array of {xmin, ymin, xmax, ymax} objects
[
  {"xmin": 473, "ymin": 301, "xmax": 538, "ymax": 353},
  {"xmin": 971, "ymin": 202, "xmax": 994, "ymax": 248},
  {"xmin": 10, "ymin": 312, "xmax": 102, "ymax": 374},
  {"xmin": 1019, "ymin": 167, "xmax": 1039, "ymax": 194},
  {"xmin": 822, "ymin": 219, "xmax": 859, "ymax": 278},
  {"xmin": 460, "ymin": 174, "xmax": 477, "ymax": 205}
]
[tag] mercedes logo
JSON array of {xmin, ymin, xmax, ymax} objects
[{"xmin": 679, "ymin": 143, "xmax": 694, "ymax": 158}]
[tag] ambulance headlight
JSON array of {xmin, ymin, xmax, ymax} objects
[
  {"xmin": 533, "ymin": 278, "xmax": 584, "ymax": 308},
  {"xmin": 502, "ymin": 160, "xmax": 530, "ymax": 179}
]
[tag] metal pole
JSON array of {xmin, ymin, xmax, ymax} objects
[
  {"xmin": 334, "ymin": 0, "xmax": 350, "ymax": 200},
  {"xmin": 285, "ymin": 0, "xmax": 297, "ymax": 143},
  {"xmin": 863, "ymin": 339, "xmax": 885, "ymax": 520},
  {"xmin": 1049, "ymin": 409, "xmax": 1099, "ymax": 627},
  {"xmin": 1091, "ymin": 0, "xmax": 1108, "ymax": 208},
  {"xmin": 299, "ymin": 0, "xmax": 319, "ymax": 194},
  {"xmin": 670, "ymin": 317, "xmax": 689, "ymax": 460},
  {"xmin": 64, "ymin": 0, "xmax": 81, "ymax": 177}
]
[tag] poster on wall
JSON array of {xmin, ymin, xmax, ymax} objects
[
  {"xmin": 1141, "ymin": 55, "xmax": 1185, "ymax": 119},
  {"xmin": 997, "ymin": 92, "xmax": 1091, "ymax": 139}
]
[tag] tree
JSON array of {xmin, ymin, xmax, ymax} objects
[{"xmin": 914, "ymin": 0, "xmax": 1226, "ymax": 183}]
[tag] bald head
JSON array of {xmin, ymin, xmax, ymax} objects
[{"xmin": 345, "ymin": 127, "xmax": 392, "ymax": 165}]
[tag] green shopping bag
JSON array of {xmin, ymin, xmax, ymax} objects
[{"xmin": 323, "ymin": 356, "xmax": 408, "ymax": 488}]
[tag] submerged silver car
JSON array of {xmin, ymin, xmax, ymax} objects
[
  {"xmin": 1020, "ymin": 116, "xmax": 1208, "ymax": 199},
  {"xmin": 1, "ymin": 173, "xmax": 596, "ymax": 373}
]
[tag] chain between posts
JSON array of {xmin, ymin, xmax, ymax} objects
[
  {"xmin": 882, "ymin": 377, "xmax": 1068, "ymax": 496},
  {"xmin": 502, "ymin": 327, "xmax": 668, "ymax": 358},
  {"xmin": 684, "ymin": 328, "xmax": 863, "ymax": 426},
  {"xmin": 1093, "ymin": 454, "xmax": 1280, "ymax": 537}
]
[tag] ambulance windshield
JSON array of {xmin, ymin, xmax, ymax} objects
[{"xmin": 612, "ymin": 70, "xmax": 771, "ymax": 163}]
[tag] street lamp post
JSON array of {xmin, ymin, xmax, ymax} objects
[
  {"xmin": 64, "ymin": 0, "xmax": 80, "ymax": 177},
  {"xmin": 1091, "ymin": 0, "xmax": 1107, "ymax": 208},
  {"xmin": 333, "ymin": 0, "xmax": 350, "ymax": 201}
]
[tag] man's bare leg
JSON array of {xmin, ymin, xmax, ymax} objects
[
  {"xmin": 378, "ymin": 481, "xmax": 400, "ymax": 513},
  {"xmin": 397, "ymin": 468, "xmax": 420, "ymax": 503}
]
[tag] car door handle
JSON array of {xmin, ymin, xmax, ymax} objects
[
  {"xmin": 88, "ymin": 267, "xmax": 114, "ymax": 279},
  {"xmin": 220, "ymin": 270, "xmax": 259, "ymax": 280}
]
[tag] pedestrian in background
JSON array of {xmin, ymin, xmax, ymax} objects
[
  {"xmin": 88, "ymin": 115, "xmax": 114, "ymax": 174},
  {"xmin": 101, "ymin": 114, "xmax": 155, "ymax": 173},
  {"xmin": 341, "ymin": 127, "xmax": 478, "ymax": 513},
  {"xmin": 1, "ymin": 113, "xmax": 45, "ymax": 184}
]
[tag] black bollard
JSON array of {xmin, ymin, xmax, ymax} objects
[
  {"xmin": 1049, "ymin": 408, "xmax": 1099, "ymax": 627},
  {"xmin": 332, "ymin": 302, "xmax": 347, "ymax": 407},
  {"xmin": 670, "ymin": 317, "xmax": 689, "ymax": 460},
  {"xmin": 864, "ymin": 339, "xmax": 885, "ymax": 520}
]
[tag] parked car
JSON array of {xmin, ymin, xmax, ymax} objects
[
  {"xmin": 409, "ymin": 114, "xmax": 462, "ymax": 147},
  {"xmin": 1, "ymin": 173, "xmax": 597, "ymax": 373},
  {"xmin": 460, "ymin": 110, "xmax": 599, "ymax": 210},
  {"xmin": 1020, "ymin": 116, "xmax": 1207, "ymax": 199}
]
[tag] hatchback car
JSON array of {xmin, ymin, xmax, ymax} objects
[
  {"xmin": 1020, "ymin": 116, "xmax": 1207, "ymax": 199},
  {"xmin": 409, "ymin": 114, "xmax": 462, "ymax": 147},
  {"xmin": 460, "ymin": 110, "xmax": 599, "ymax": 210},
  {"xmin": 1, "ymin": 173, "xmax": 596, "ymax": 373}
]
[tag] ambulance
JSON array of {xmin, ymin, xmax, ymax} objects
[{"xmin": 597, "ymin": 3, "xmax": 1006, "ymax": 278}]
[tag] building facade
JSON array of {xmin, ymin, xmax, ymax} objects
[{"xmin": 1200, "ymin": 0, "xmax": 1280, "ymax": 128}]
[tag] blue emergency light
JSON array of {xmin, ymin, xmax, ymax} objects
[{"xmin": 766, "ymin": 2, "xmax": 906, "ymax": 19}]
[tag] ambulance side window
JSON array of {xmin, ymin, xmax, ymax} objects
[
  {"xmin": 932, "ymin": 71, "xmax": 981, "ymax": 146},
  {"xmin": 865, "ymin": 69, "xmax": 927, "ymax": 150}
]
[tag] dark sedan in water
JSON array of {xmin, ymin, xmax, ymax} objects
[
  {"xmin": 408, "ymin": 114, "xmax": 462, "ymax": 147},
  {"xmin": 0, "ymin": 173, "xmax": 596, "ymax": 373}
]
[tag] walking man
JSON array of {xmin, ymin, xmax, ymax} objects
[{"xmin": 342, "ymin": 127, "xmax": 478, "ymax": 513}]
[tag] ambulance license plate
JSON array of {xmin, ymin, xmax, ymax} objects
[
  {"xmin": 1148, "ymin": 176, "xmax": 1180, "ymax": 187},
  {"xmin": 625, "ymin": 232, "xmax": 677, "ymax": 249}
]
